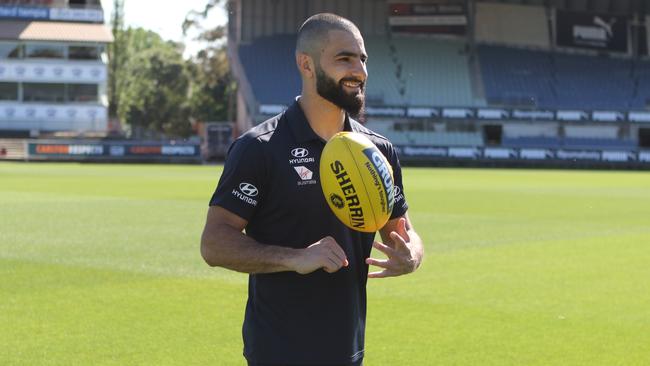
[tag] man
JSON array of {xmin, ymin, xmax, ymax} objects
[{"xmin": 201, "ymin": 13, "xmax": 424, "ymax": 366}]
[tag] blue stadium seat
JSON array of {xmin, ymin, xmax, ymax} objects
[{"xmin": 478, "ymin": 45, "xmax": 639, "ymax": 110}]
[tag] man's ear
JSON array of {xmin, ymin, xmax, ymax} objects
[{"xmin": 296, "ymin": 52, "xmax": 315, "ymax": 79}]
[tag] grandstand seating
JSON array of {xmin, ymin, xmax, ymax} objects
[
  {"xmin": 238, "ymin": 35, "xmax": 301, "ymax": 105},
  {"xmin": 478, "ymin": 45, "xmax": 644, "ymax": 110},
  {"xmin": 478, "ymin": 45, "xmax": 556, "ymax": 108},
  {"xmin": 238, "ymin": 35, "xmax": 483, "ymax": 108},
  {"xmin": 631, "ymin": 62, "xmax": 650, "ymax": 109},
  {"xmin": 238, "ymin": 34, "xmax": 650, "ymax": 113},
  {"xmin": 389, "ymin": 37, "xmax": 482, "ymax": 107}
]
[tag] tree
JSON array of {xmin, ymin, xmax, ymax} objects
[
  {"xmin": 183, "ymin": 0, "xmax": 234, "ymax": 123},
  {"xmin": 107, "ymin": 0, "xmax": 124, "ymax": 118},
  {"xmin": 117, "ymin": 29, "xmax": 192, "ymax": 138}
]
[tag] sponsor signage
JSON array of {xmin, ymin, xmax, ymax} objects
[
  {"xmin": 258, "ymin": 105, "xmax": 650, "ymax": 124},
  {"xmin": 398, "ymin": 146, "xmax": 448, "ymax": 158},
  {"xmin": 388, "ymin": 2, "xmax": 467, "ymax": 35},
  {"xmin": 442, "ymin": 108, "xmax": 473, "ymax": 119},
  {"xmin": 0, "ymin": 5, "xmax": 48, "ymax": 20},
  {"xmin": 639, "ymin": 151, "xmax": 650, "ymax": 162},
  {"xmin": 511, "ymin": 109, "xmax": 555, "ymax": 120},
  {"xmin": 448, "ymin": 147, "xmax": 479, "ymax": 158},
  {"xmin": 520, "ymin": 149, "xmax": 552, "ymax": 160},
  {"xmin": 556, "ymin": 110, "xmax": 589, "ymax": 121},
  {"xmin": 0, "ymin": 5, "xmax": 103, "ymax": 22},
  {"xmin": 30, "ymin": 144, "xmax": 104, "ymax": 156},
  {"xmin": 556, "ymin": 10, "xmax": 628, "ymax": 52},
  {"xmin": 259, "ymin": 104, "xmax": 285, "ymax": 115},
  {"xmin": 29, "ymin": 142, "xmax": 199, "ymax": 158},
  {"xmin": 407, "ymin": 107, "xmax": 439, "ymax": 118},
  {"xmin": 365, "ymin": 106, "xmax": 406, "ymax": 117},
  {"xmin": 628, "ymin": 111, "xmax": 650, "ymax": 123},
  {"xmin": 555, "ymin": 149, "xmax": 601, "ymax": 161},
  {"xmin": 601, "ymin": 151, "xmax": 634, "ymax": 162},
  {"xmin": 49, "ymin": 7, "xmax": 104, "ymax": 22},
  {"xmin": 394, "ymin": 145, "xmax": 649, "ymax": 164},
  {"xmin": 483, "ymin": 148, "xmax": 516, "ymax": 159},
  {"xmin": 592, "ymin": 111, "xmax": 624, "ymax": 122},
  {"xmin": 477, "ymin": 109, "xmax": 509, "ymax": 120}
]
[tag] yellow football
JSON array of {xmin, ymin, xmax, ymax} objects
[{"xmin": 319, "ymin": 132, "xmax": 394, "ymax": 233}]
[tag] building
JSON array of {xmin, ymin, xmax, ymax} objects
[{"xmin": 0, "ymin": 0, "xmax": 113, "ymax": 138}]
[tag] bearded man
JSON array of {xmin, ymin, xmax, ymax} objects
[{"xmin": 201, "ymin": 13, "xmax": 424, "ymax": 366}]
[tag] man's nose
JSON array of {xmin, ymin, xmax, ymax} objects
[{"xmin": 350, "ymin": 59, "xmax": 367, "ymax": 81}]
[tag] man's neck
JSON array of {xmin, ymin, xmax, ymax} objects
[{"xmin": 298, "ymin": 92, "xmax": 346, "ymax": 142}]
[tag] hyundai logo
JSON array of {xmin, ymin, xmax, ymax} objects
[
  {"xmin": 291, "ymin": 147, "xmax": 309, "ymax": 158},
  {"xmin": 393, "ymin": 186, "xmax": 401, "ymax": 197},
  {"xmin": 239, "ymin": 183, "xmax": 258, "ymax": 197}
]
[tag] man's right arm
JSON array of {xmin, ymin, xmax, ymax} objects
[{"xmin": 200, "ymin": 206, "xmax": 348, "ymax": 274}]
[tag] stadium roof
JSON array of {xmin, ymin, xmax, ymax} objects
[{"xmin": 0, "ymin": 21, "xmax": 113, "ymax": 43}]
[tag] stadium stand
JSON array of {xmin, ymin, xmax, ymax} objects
[
  {"xmin": 553, "ymin": 53, "xmax": 635, "ymax": 110},
  {"xmin": 631, "ymin": 61, "xmax": 650, "ymax": 109},
  {"xmin": 478, "ymin": 45, "xmax": 556, "ymax": 108},
  {"xmin": 0, "ymin": 139, "xmax": 26, "ymax": 160},
  {"xmin": 390, "ymin": 37, "xmax": 482, "ymax": 107},
  {"xmin": 238, "ymin": 35, "xmax": 301, "ymax": 105},
  {"xmin": 478, "ymin": 45, "xmax": 644, "ymax": 110},
  {"xmin": 238, "ymin": 35, "xmax": 482, "ymax": 108},
  {"xmin": 364, "ymin": 36, "xmax": 404, "ymax": 105},
  {"xmin": 227, "ymin": 0, "xmax": 649, "ymax": 168}
]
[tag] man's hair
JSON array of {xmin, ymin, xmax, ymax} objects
[{"xmin": 296, "ymin": 13, "xmax": 360, "ymax": 60}]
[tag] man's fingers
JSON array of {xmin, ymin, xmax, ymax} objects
[
  {"xmin": 396, "ymin": 217, "xmax": 412, "ymax": 244},
  {"xmin": 324, "ymin": 237, "xmax": 349, "ymax": 267},
  {"xmin": 368, "ymin": 269, "xmax": 396, "ymax": 278},
  {"xmin": 372, "ymin": 241, "xmax": 396, "ymax": 256},
  {"xmin": 365, "ymin": 257, "xmax": 389, "ymax": 268},
  {"xmin": 390, "ymin": 231, "xmax": 408, "ymax": 250},
  {"xmin": 323, "ymin": 256, "xmax": 342, "ymax": 273}
]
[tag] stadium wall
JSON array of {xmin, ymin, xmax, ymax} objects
[
  {"xmin": 475, "ymin": 2, "xmax": 550, "ymax": 49},
  {"xmin": 233, "ymin": 0, "xmax": 389, "ymax": 43}
]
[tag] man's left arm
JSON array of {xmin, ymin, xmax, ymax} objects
[{"xmin": 366, "ymin": 212, "xmax": 424, "ymax": 278}]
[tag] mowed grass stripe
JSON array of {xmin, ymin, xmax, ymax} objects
[
  {"xmin": 0, "ymin": 259, "xmax": 246, "ymax": 365},
  {"xmin": 1, "ymin": 162, "xmax": 650, "ymax": 365}
]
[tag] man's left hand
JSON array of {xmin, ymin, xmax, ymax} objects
[{"xmin": 366, "ymin": 217, "xmax": 421, "ymax": 278}]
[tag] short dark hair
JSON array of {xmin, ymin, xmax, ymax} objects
[{"xmin": 296, "ymin": 13, "xmax": 360, "ymax": 60}]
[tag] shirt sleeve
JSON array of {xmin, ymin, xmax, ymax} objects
[
  {"xmin": 209, "ymin": 137, "xmax": 266, "ymax": 222},
  {"xmin": 385, "ymin": 143, "xmax": 409, "ymax": 219}
]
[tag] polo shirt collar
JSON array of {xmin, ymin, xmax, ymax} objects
[{"xmin": 286, "ymin": 97, "xmax": 359, "ymax": 143}]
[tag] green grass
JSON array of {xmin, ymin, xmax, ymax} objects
[{"xmin": 1, "ymin": 162, "xmax": 649, "ymax": 365}]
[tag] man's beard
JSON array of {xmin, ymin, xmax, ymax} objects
[{"xmin": 315, "ymin": 67, "xmax": 365, "ymax": 119}]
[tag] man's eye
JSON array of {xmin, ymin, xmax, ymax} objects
[{"xmin": 339, "ymin": 57, "xmax": 350, "ymax": 62}]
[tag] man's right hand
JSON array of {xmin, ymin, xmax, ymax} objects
[{"xmin": 290, "ymin": 236, "xmax": 349, "ymax": 274}]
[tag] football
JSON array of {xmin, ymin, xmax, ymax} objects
[{"xmin": 319, "ymin": 132, "xmax": 395, "ymax": 233}]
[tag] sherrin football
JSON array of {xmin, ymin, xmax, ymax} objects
[{"xmin": 319, "ymin": 132, "xmax": 395, "ymax": 233}]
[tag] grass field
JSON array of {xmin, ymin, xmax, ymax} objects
[{"xmin": 1, "ymin": 162, "xmax": 650, "ymax": 365}]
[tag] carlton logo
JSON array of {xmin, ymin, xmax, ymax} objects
[
  {"xmin": 330, "ymin": 194, "xmax": 345, "ymax": 209},
  {"xmin": 291, "ymin": 148, "xmax": 309, "ymax": 158},
  {"xmin": 239, "ymin": 182, "xmax": 258, "ymax": 197}
]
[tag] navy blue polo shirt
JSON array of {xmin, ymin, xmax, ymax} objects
[{"xmin": 209, "ymin": 100, "xmax": 409, "ymax": 365}]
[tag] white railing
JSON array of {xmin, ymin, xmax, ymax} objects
[
  {"xmin": 0, "ymin": 102, "xmax": 107, "ymax": 131},
  {"xmin": 0, "ymin": 60, "xmax": 106, "ymax": 83}
]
